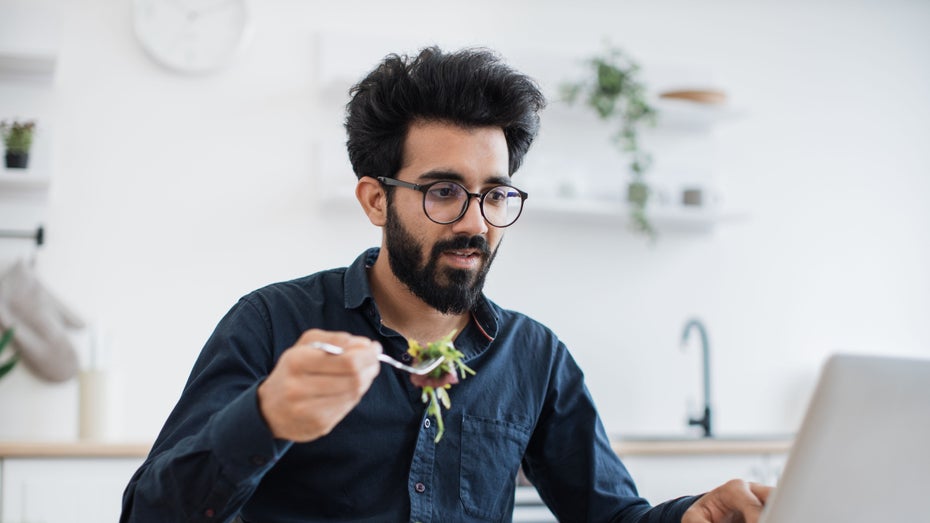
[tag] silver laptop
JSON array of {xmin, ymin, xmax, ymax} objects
[{"xmin": 760, "ymin": 353, "xmax": 930, "ymax": 523}]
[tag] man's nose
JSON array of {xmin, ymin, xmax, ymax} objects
[{"xmin": 452, "ymin": 195, "xmax": 489, "ymax": 236}]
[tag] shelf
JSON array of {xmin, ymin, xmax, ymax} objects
[
  {"xmin": 0, "ymin": 168, "xmax": 51, "ymax": 193},
  {"xmin": 523, "ymin": 198, "xmax": 748, "ymax": 233},
  {"xmin": 0, "ymin": 51, "xmax": 57, "ymax": 82},
  {"xmin": 0, "ymin": 4, "xmax": 60, "ymax": 82},
  {"xmin": 652, "ymin": 97, "xmax": 745, "ymax": 132}
]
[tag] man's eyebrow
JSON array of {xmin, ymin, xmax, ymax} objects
[
  {"xmin": 418, "ymin": 170, "xmax": 464, "ymax": 182},
  {"xmin": 418, "ymin": 170, "xmax": 512, "ymax": 186}
]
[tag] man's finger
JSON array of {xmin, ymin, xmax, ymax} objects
[{"xmin": 749, "ymin": 482, "xmax": 773, "ymax": 504}]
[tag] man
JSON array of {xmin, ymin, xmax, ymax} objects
[{"xmin": 121, "ymin": 46, "xmax": 770, "ymax": 522}]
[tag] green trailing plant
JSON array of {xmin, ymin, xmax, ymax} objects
[
  {"xmin": 561, "ymin": 46, "xmax": 658, "ymax": 238},
  {"xmin": 0, "ymin": 328, "xmax": 18, "ymax": 381},
  {"xmin": 1, "ymin": 119, "xmax": 37, "ymax": 154}
]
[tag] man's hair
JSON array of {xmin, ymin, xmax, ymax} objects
[{"xmin": 345, "ymin": 46, "xmax": 546, "ymax": 181}]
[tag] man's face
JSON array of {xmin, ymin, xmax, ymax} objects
[{"xmin": 384, "ymin": 121, "xmax": 510, "ymax": 314}]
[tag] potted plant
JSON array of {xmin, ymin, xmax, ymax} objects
[
  {"xmin": 1, "ymin": 119, "xmax": 37, "ymax": 169},
  {"xmin": 0, "ymin": 328, "xmax": 17, "ymax": 381},
  {"xmin": 561, "ymin": 46, "xmax": 658, "ymax": 238}
]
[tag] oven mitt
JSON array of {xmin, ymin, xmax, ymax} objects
[{"xmin": 0, "ymin": 260, "xmax": 84, "ymax": 382}]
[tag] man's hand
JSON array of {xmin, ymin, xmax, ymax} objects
[
  {"xmin": 257, "ymin": 329, "xmax": 381, "ymax": 442},
  {"xmin": 682, "ymin": 479, "xmax": 772, "ymax": 523}
]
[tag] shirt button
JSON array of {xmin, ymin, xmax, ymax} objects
[
  {"xmin": 423, "ymin": 418, "xmax": 431, "ymax": 429},
  {"xmin": 414, "ymin": 482, "xmax": 426, "ymax": 493},
  {"xmin": 401, "ymin": 353, "xmax": 413, "ymax": 363},
  {"xmin": 204, "ymin": 508, "xmax": 216, "ymax": 518}
]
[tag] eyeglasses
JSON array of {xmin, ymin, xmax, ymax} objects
[{"xmin": 376, "ymin": 176, "xmax": 528, "ymax": 228}]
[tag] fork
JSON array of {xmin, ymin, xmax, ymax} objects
[{"xmin": 310, "ymin": 341, "xmax": 445, "ymax": 375}]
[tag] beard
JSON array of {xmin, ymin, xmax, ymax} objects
[{"xmin": 384, "ymin": 205, "xmax": 499, "ymax": 315}]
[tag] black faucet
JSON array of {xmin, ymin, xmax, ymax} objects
[{"xmin": 681, "ymin": 318, "xmax": 712, "ymax": 438}]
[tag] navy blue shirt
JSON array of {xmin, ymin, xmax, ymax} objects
[{"xmin": 121, "ymin": 248, "xmax": 698, "ymax": 522}]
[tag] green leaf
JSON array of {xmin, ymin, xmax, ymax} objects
[
  {"xmin": 0, "ymin": 328, "xmax": 13, "ymax": 354},
  {"xmin": 0, "ymin": 355, "xmax": 17, "ymax": 379}
]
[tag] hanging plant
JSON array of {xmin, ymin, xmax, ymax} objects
[
  {"xmin": 0, "ymin": 328, "xmax": 18, "ymax": 381},
  {"xmin": 561, "ymin": 46, "xmax": 658, "ymax": 238}
]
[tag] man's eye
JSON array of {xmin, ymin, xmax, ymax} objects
[
  {"xmin": 429, "ymin": 184, "xmax": 462, "ymax": 199},
  {"xmin": 485, "ymin": 187, "xmax": 509, "ymax": 204}
]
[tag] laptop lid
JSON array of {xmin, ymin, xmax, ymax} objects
[{"xmin": 760, "ymin": 353, "xmax": 930, "ymax": 523}]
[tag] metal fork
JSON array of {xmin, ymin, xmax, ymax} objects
[{"xmin": 310, "ymin": 341, "xmax": 444, "ymax": 375}]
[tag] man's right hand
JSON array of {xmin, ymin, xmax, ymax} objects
[{"xmin": 257, "ymin": 329, "xmax": 382, "ymax": 442}]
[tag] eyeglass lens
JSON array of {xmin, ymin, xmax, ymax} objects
[{"xmin": 423, "ymin": 182, "xmax": 524, "ymax": 227}]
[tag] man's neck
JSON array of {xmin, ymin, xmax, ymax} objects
[{"xmin": 368, "ymin": 250, "xmax": 470, "ymax": 344}]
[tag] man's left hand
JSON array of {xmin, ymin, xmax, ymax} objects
[{"xmin": 682, "ymin": 479, "xmax": 772, "ymax": 523}]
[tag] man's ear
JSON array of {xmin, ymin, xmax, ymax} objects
[{"xmin": 356, "ymin": 176, "xmax": 388, "ymax": 226}]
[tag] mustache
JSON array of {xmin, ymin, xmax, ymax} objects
[{"xmin": 432, "ymin": 235, "xmax": 491, "ymax": 258}]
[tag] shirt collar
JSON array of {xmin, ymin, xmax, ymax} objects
[{"xmin": 343, "ymin": 248, "xmax": 379, "ymax": 311}]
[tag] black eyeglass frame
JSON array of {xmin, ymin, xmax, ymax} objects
[{"xmin": 375, "ymin": 176, "xmax": 528, "ymax": 228}]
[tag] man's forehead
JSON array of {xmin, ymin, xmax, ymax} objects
[{"xmin": 400, "ymin": 121, "xmax": 510, "ymax": 182}]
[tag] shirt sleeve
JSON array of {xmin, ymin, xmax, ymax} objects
[
  {"xmin": 120, "ymin": 297, "xmax": 293, "ymax": 523},
  {"xmin": 521, "ymin": 340, "xmax": 700, "ymax": 522}
]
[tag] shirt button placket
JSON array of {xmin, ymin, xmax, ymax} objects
[{"xmin": 407, "ymin": 417, "xmax": 437, "ymax": 523}]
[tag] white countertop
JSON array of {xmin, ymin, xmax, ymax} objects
[
  {"xmin": 0, "ymin": 441, "xmax": 151, "ymax": 458},
  {"xmin": 0, "ymin": 436, "xmax": 792, "ymax": 459},
  {"xmin": 612, "ymin": 436, "xmax": 792, "ymax": 456}
]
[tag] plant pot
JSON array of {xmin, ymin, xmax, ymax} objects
[{"xmin": 5, "ymin": 151, "xmax": 29, "ymax": 169}]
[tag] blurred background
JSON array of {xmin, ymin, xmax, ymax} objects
[{"xmin": 1, "ymin": 0, "xmax": 929, "ymax": 449}]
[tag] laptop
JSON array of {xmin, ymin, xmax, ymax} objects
[{"xmin": 759, "ymin": 353, "xmax": 930, "ymax": 523}]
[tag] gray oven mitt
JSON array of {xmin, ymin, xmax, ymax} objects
[{"xmin": 0, "ymin": 260, "xmax": 84, "ymax": 382}]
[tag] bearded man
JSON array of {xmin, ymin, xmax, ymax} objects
[{"xmin": 122, "ymin": 46, "xmax": 770, "ymax": 523}]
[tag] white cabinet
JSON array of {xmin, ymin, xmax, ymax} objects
[
  {"xmin": 514, "ymin": 438, "xmax": 789, "ymax": 520},
  {"xmin": 0, "ymin": 457, "xmax": 144, "ymax": 523},
  {"xmin": 621, "ymin": 452, "xmax": 787, "ymax": 504}
]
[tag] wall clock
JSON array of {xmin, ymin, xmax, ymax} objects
[{"xmin": 132, "ymin": 0, "xmax": 252, "ymax": 74}]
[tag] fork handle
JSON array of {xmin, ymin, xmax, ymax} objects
[
  {"xmin": 310, "ymin": 341, "xmax": 421, "ymax": 373},
  {"xmin": 309, "ymin": 341, "xmax": 345, "ymax": 355},
  {"xmin": 376, "ymin": 354, "xmax": 409, "ymax": 371}
]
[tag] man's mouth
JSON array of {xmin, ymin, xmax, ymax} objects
[{"xmin": 443, "ymin": 249, "xmax": 482, "ymax": 268}]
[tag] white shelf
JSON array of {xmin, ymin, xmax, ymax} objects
[
  {"xmin": 0, "ymin": 169, "xmax": 51, "ymax": 191},
  {"xmin": 0, "ymin": 52, "xmax": 57, "ymax": 82},
  {"xmin": 652, "ymin": 97, "xmax": 745, "ymax": 132},
  {"xmin": 524, "ymin": 198, "xmax": 748, "ymax": 233},
  {"xmin": 0, "ymin": 4, "xmax": 59, "ymax": 83}
]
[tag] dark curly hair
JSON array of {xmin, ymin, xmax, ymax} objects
[{"xmin": 345, "ymin": 46, "xmax": 546, "ymax": 181}]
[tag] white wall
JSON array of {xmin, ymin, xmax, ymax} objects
[{"xmin": 1, "ymin": 0, "xmax": 929, "ymax": 442}]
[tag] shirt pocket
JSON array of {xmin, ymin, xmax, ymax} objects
[{"xmin": 459, "ymin": 414, "xmax": 532, "ymax": 521}]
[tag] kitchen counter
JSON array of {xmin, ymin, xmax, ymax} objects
[
  {"xmin": 0, "ymin": 437, "xmax": 792, "ymax": 459},
  {"xmin": 0, "ymin": 441, "xmax": 151, "ymax": 458},
  {"xmin": 612, "ymin": 436, "xmax": 793, "ymax": 456}
]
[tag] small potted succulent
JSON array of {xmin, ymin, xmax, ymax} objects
[
  {"xmin": 561, "ymin": 46, "xmax": 658, "ymax": 238},
  {"xmin": 1, "ymin": 119, "xmax": 37, "ymax": 169}
]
